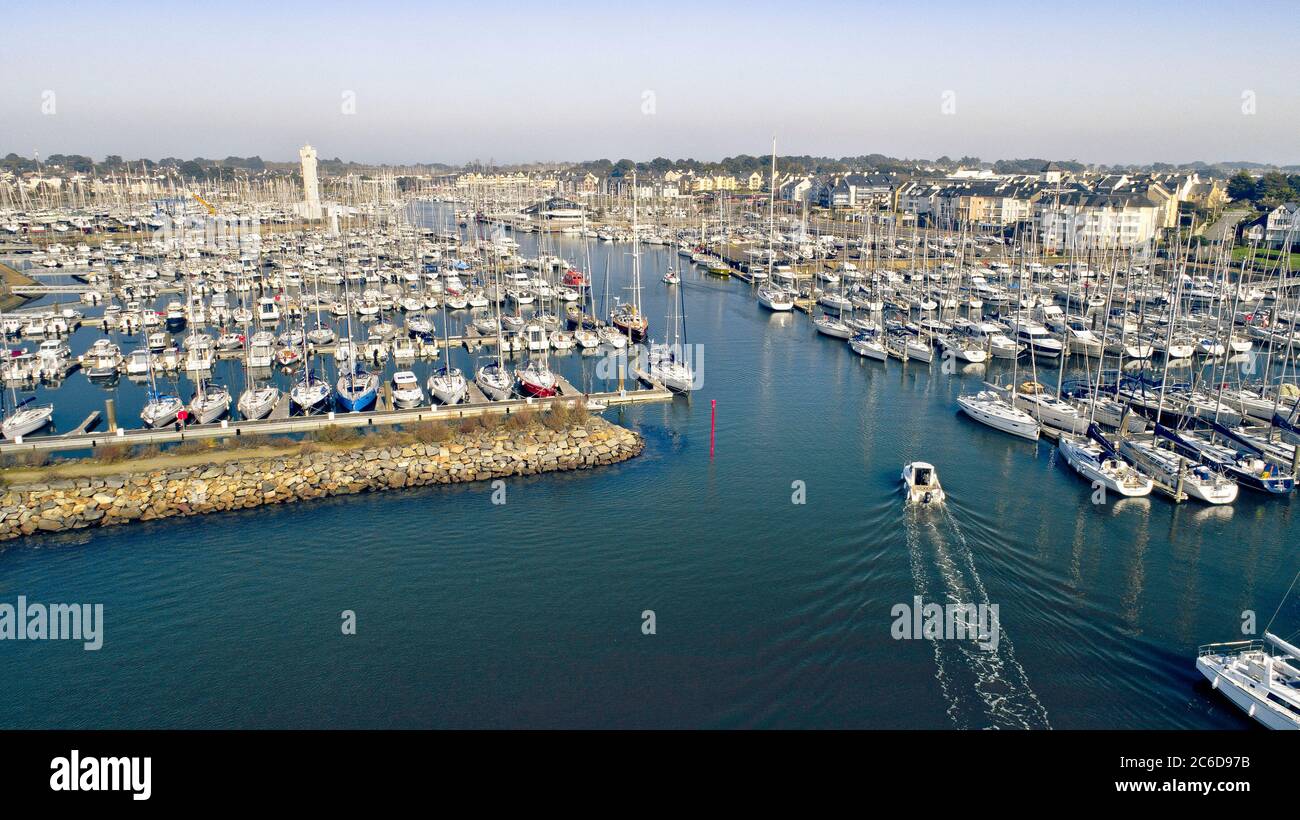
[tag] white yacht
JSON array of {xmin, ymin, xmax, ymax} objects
[
  {"xmin": 1057, "ymin": 434, "xmax": 1153, "ymax": 497},
  {"xmin": 1, "ymin": 399, "xmax": 54, "ymax": 440},
  {"xmin": 1119, "ymin": 438, "xmax": 1239, "ymax": 504},
  {"xmin": 390, "ymin": 371, "xmax": 425, "ymax": 409},
  {"xmin": 957, "ymin": 390, "xmax": 1040, "ymax": 441},
  {"xmin": 237, "ymin": 385, "xmax": 280, "ymax": 420},
  {"xmin": 1197, "ymin": 633, "xmax": 1300, "ymax": 729},
  {"xmin": 189, "ymin": 382, "xmax": 231, "ymax": 424},
  {"xmin": 757, "ymin": 286, "xmax": 795, "ymax": 312}
]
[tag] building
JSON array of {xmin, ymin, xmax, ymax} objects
[
  {"xmin": 1265, "ymin": 203, "xmax": 1300, "ymax": 248},
  {"xmin": 299, "ymin": 144, "xmax": 321, "ymax": 220},
  {"xmin": 1035, "ymin": 191, "xmax": 1161, "ymax": 249}
]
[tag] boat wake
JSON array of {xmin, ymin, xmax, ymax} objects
[{"xmin": 904, "ymin": 505, "xmax": 1051, "ymax": 729}]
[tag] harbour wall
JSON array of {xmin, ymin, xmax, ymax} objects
[{"xmin": 0, "ymin": 418, "xmax": 643, "ymax": 541}]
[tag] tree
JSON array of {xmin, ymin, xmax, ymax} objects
[{"xmin": 1226, "ymin": 170, "xmax": 1257, "ymax": 203}]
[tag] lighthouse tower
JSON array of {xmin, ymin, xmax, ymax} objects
[{"xmin": 300, "ymin": 143, "xmax": 322, "ymax": 220}]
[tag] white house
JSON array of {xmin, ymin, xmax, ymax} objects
[{"xmin": 1265, "ymin": 203, "xmax": 1300, "ymax": 248}]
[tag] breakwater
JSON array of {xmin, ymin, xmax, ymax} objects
[{"xmin": 0, "ymin": 417, "xmax": 643, "ymax": 541}]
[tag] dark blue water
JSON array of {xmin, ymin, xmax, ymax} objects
[{"xmin": 1, "ymin": 209, "xmax": 1296, "ymax": 728}]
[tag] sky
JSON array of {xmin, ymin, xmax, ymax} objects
[{"xmin": 2, "ymin": 0, "xmax": 1297, "ymax": 167}]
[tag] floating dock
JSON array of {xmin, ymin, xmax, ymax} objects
[{"xmin": 0, "ymin": 375, "xmax": 672, "ymax": 456}]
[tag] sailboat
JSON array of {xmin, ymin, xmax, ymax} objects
[
  {"xmin": 610, "ymin": 171, "xmax": 649, "ymax": 342},
  {"xmin": 649, "ymin": 276, "xmax": 694, "ymax": 393},
  {"xmin": 335, "ymin": 266, "xmax": 379, "ymax": 412},
  {"xmin": 475, "ymin": 263, "xmax": 514, "ymax": 401},
  {"xmin": 237, "ymin": 304, "xmax": 280, "ymax": 420},
  {"xmin": 1, "ymin": 394, "xmax": 53, "ymax": 440},
  {"xmin": 757, "ymin": 140, "xmax": 795, "ymax": 312},
  {"xmin": 1198, "ymin": 560, "xmax": 1300, "ymax": 731},
  {"xmin": 188, "ymin": 370, "xmax": 231, "ymax": 425},
  {"xmin": 428, "ymin": 273, "xmax": 467, "ymax": 405}
]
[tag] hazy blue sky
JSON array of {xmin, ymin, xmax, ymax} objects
[{"xmin": 2, "ymin": 0, "xmax": 1297, "ymax": 165}]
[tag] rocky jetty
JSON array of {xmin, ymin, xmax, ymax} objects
[{"xmin": 0, "ymin": 418, "xmax": 643, "ymax": 541}]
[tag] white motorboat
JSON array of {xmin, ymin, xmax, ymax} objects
[
  {"xmin": 390, "ymin": 370, "xmax": 425, "ymax": 409},
  {"xmin": 1197, "ymin": 633, "xmax": 1300, "ymax": 729},
  {"xmin": 901, "ymin": 461, "xmax": 945, "ymax": 505},
  {"xmin": 957, "ymin": 390, "xmax": 1040, "ymax": 441}
]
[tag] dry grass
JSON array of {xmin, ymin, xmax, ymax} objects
[
  {"xmin": 94, "ymin": 442, "xmax": 132, "ymax": 464},
  {"xmin": 313, "ymin": 425, "xmax": 358, "ymax": 444}
]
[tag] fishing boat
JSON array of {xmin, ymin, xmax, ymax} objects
[
  {"xmin": 1197, "ymin": 633, "xmax": 1300, "ymax": 729},
  {"xmin": 901, "ymin": 461, "xmax": 945, "ymax": 505}
]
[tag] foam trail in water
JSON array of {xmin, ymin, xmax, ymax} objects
[{"xmin": 905, "ymin": 503, "xmax": 1051, "ymax": 730}]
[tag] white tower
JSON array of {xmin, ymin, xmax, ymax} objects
[{"xmin": 299, "ymin": 143, "xmax": 321, "ymax": 220}]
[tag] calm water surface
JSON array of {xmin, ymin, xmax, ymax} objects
[{"xmin": 1, "ymin": 207, "xmax": 1294, "ymax": 728}]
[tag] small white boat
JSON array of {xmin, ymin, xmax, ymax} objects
[
  {"xmin": 390, "ymin": 370, "xmax": 425, "ymax": 409},
  {"xmin": 901, "ymin": 461, "xmax": 945, "ymax": 505}
]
